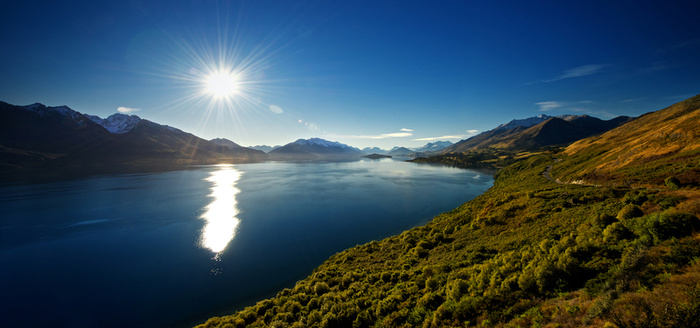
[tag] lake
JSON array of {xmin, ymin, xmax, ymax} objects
[{"xmin": 0, "ymin": 159, "xmax": 493, "ymax": 327}]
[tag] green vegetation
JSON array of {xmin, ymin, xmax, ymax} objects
[
  {"xmin": 409, "ymin": 149, "xmax": 531, "ymax": 169},
  {"xmin": 196, "ymin": 154, "xmax": 700, "ymax": 328},
  {"xmin": 196, "ymin": 95, "xmax": 700, "ymax": 328}
]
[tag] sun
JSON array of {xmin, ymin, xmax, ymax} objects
[{"xmin": 204, "ymin": 70, "xmax": 239, "ymax": 99}]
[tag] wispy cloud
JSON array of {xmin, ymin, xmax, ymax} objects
[
  {"xmin": 536, "ymin": 100, "xmax": 595, "ymax": 112},
  {"xmin": 413, "ymin": 130, "xmax": 479, "ymax": 141},
  {"xmin": 413, "ymin": 135, "xmax": 463, "ymax": 141},
  {"xmin": 529, "ymin": 64, "xmax": 606, "ymax": 84},
  {"xmin": 535, "ymin": 101, "xmax": 565, "ymax": 111},
  {"xmin": 344, "ymin": 130, "xmax": 413, "ymax": 140},
  {"xmin": 117, "ymin": 106, "xmax": 141, "ymax": 113},
  {"xmin": 400, "ymin": 128, "xmax": 413, "ymax": 132},
  {"xmin": 535, "ymin": 100, "xmax": 616, "ymax": 118}
]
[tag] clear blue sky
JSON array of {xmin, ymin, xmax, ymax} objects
[{"xmin": 1, "ymin": 0, "xmax": 699, "ymax": 149}]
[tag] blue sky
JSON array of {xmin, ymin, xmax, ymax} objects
[{"xmin": 1, "ymin": 0, "xmax": 699, "ymax": 149}]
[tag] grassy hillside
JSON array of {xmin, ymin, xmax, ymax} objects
[
  {"xmin": 196, "ymin": 97, "xmax": 700, "ymax": 328},
  {"xmin": 555, "ymin": 94, "xmax": 700, "ymax": 188}
]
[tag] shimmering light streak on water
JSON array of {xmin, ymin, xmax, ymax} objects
[{"xmin": 200, "ymin": 165, "xmax": 240, "ymax": 254}]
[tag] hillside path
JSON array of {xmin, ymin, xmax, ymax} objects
[{"xmin": 542, "ymin": 165, "xmax": 563, "ymax": 184}]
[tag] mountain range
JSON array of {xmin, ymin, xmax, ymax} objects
[
  {"xmin": 267, "ymin": 138, "xmax": 364, "ymax": 161},
  {"xmin": 441, "ymin": 114, "xmax": 633, "ymax": 153},
  {"xmin": 361, "ymin": 141, "xmax": 454, "ymax": 156},
  {"xmin": 0, "ymin": 102, "xmax": 266, "ymax": 180},
  {"xmin": 0, "ymin": 100, "xmax": 640, "ymax": 181}
]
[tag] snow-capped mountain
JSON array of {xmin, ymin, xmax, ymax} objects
[
  {"xmin": 269, "ymin": 138, "xmax": 363, "ymax": 160},
  {"xmin": 441, "ymin": 113, "xmax": 633, "ymax": 153},
  {"xmin": 22, "ymin": 102, "xmax": 89, "ymax": 126},
  {"xmin": 87, "ymin": 113, "xmax": 143, "ymax": 134},
  {"xmin": 362, "ymin": 147, "xmax": 387, "ymax": 154},
  {"xmin": 412, "ymin": 141, "xmax": 453, "ymax": 152},
  {"xmin": 24, "ymin": 103, "xmax": 82, "ymax": 119},
  {"xmin": 291, "ymin": 137, "xmax": 361, "ymax": 150},
  {"xmin": 495, "ymin": 114, "xmax": 553, "ymax": 130},
  {"xmin": 249, "ymin": 145, "xmax": 280, "ymax": 153}
]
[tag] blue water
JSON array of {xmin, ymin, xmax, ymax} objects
[{"xmin": 0, "ymin": 159, "xmax": 493, "ymax": 327}]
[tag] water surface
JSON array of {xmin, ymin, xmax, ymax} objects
[{"xmin": 0, "ymin": 159, "xmax": 492, "ymax": 327}]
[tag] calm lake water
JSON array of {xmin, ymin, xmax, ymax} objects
[{"xmin": 0, "ymin": 159, "xmax": 493, "ymax": 327}]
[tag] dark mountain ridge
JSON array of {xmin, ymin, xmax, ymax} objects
[
  {"xmin": 0, "ymin": 101, "xmax": 266, "ymax": 180},
  {"xmin": 442, "ymin": 114, "xmax": 633, "ymax": 153}
]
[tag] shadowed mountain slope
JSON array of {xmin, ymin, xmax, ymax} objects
[
  {"xmin": 0, "ymin": 101, "xmax": 266, "ymax": 180},
  {"xmin": 442, "ymin": 114, "xmax": 632, "ymax": 153}
]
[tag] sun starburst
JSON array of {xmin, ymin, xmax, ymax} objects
[{"xmin": 203, "ymin": 70, "xmax": 240, "ymax": 100}]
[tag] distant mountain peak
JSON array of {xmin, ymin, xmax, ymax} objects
[
  {"xmin": 88, "ymin": 113, "xmax": 143, "ymax": 134},
  {"xmin": 413, "ymin": 141, "xmax": 453, "ymax": 152},
  {"xmin": 293, "ymin": 138, "xmax": 355, "ymax": 149},
  {"xmin": 269, "ymin": 138, "xmax": 362, "ymax": 159},
  {"xmin": 495, "ymin": 114, "xmax": 553, "ymax": 130},
  {"xmin": 22, "ymin": 102, "xmax": 82, "ymax": 121},
  {"xmin": 210, "ymin": 138, "xmax": 243, "ymax": 149}
]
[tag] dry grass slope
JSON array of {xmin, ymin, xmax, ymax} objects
[{"xmin": 557, "ymin": 94, "xmax": 700, "ymax": 187}]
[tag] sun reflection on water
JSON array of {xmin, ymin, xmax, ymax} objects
[{"xmin": 200, "ymin": 165, "xmax": 241, "ymax": 255}]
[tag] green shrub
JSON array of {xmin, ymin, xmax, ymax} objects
[
  {"xmin": 603, "ymin": 222, "xmax": 634, "ymax": 243},
  {"xmin": 447, "ymin": 279, "xmax": 469, "ymax": 301},
  {"xmin": 665, "ymin": 176, "xmax": 682, "ymax": 190},
  {"xmin": 594, "ymin": 213, "xmax": 618, "ymax": 229},
  {"xmin": 313, "ymin": 282, "xmax": 330, "ymax": 295},
  {"xmin": 647, "ymin": 211, "xmax": 700, "ymax": 243},
  {"xmin": 617, "ymin": 204, "xmax": 643, "ymax": 221}
]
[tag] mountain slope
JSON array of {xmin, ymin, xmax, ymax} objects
[
  {"xmin": 0, "ymin": 102, "xmax": 119, "ymax": 160},
  {"xmin": 442, "ymin": 114, "xmax": 632, "ymax": 153},
  {"xmin": 555, "ymin": 94, "xmax": 700, "ymax": 187},
  {"xmin": 210, "ymin": 138, "xmax": 244, "ymax": 149},
  {"xmin": 387, "ymin": 147, "xmax": 414, "ymax": 156},
  {"xmin": 196, "ymin": 95, "xmax": 700, "ymax": 328}
]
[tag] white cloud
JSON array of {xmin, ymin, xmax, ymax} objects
[
  {"xmin": 529, "ymin": 64, "xmax": 606, "ymax": 84},
  {"xmin": 117, "ymin": 106, "xmax": 141, "ymax": 113},
  {"xmin": 343, "ymin": 130, "xmax": 413, "ymax": 139},
  {"xmin": 400, "ymin": 128, "xmax": 413, "ymax": 132},
  {"xmin": 367, "ymin": 132, "xmax": 413, "ymax": 139},
  {"xmin": 269, "ymin": 104, "xmax": 283, "ymax": 114},
  {"xmin": 536, "ymin": 101, "xmax": 565, "ymax": 111},
  {"xmin": 413, "ymin": 130, "xmax": 478, "ymax": 142},
  {"xmin": 553, "ymin": 64, "xmax": 605, "ymax": 80},
  {"xmin": 413, "ymin": 135, "xmax": 463, "ymax": 141},
  {"xmin": 536, "ymin": 100, "xmax": 596, "ymax": 112},
  {"xmin": 535, "ymin": 100, "xmax": 617, "ymax": 118}
]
